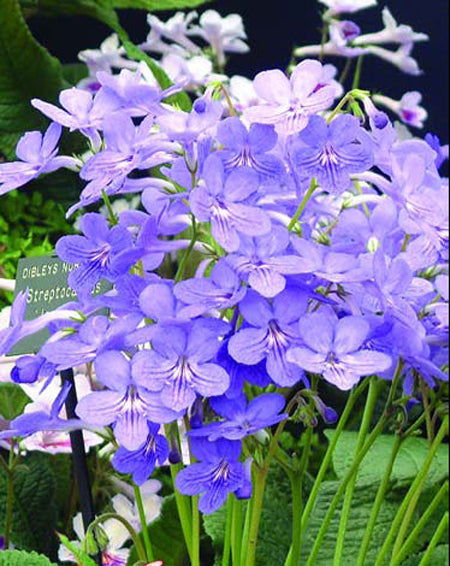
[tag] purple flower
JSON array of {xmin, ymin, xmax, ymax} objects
[
  {"xmin": 228, "ymin": 288, "xmax": 308, "ymax": 387},
  {"xmin": 189, "ymin": 393, "xmax": 287, "ymax": 441},
  {"xmin": 287, "ymin": 309, "xmax": 393, "ymax": 391},
  {"xmin": 0, "ymin": 382, "xmax": 81, "ymax": 440},
  {"xmin": 226, "ymin": 226, "xmax": 306, "ymax": 298},
  {"xmin": 175, "ymin": 438, "xmax": 245, "ymax": 514},
  {"xmin": 132, "ymin": 320, "xmax": 230, "ymax": 411},
  {"xmin": 215, "ymin": 338, "xmax": 271, "ymax": 399},
  {"xmin": 244, "ymin": 60, "xmax": 336, "ymax": 135},
  {"xmin": 0, "ymin": 123, "xmax": 79, "ymax": 195},
  {"xmin": 0, "ymin": 291, "xmax": 78, "ymax": 357},
  {"xmin": 11, "ymin": 355, "xmax": 56, "ymax": 385},
  {"xmin": 69, "ymin": 115, "xmax": 176, "ymax": 215},
  {"xmin": 290, "ymin": 238, "xmax": 368, "ymax": 283},
  {"xmin": 190, "ymin": 155, "xmax": 271, "ymax": 252},
  {"xmin": 32, "ymin": 88, "xmax": 120, "ymax": 148},
  {"xmin": 157, "ymin": 94, "xmax": 224, "ymax": 144},
  {"xmin": 175, "ymin": 259, "xmax": 247, "ymax": 318},
  {"xmin": 112, "ymin": 424, "xmax": 170, "ymax": 485},
  {"xmin": 56, "ymin": 213, "xmax": 141, "ymax": 292},
  {"xmin": 216, "ymin": 117, "xmax": 285, "ymax": 180},
  {"xmin": 41, "ymin": 315, "xmax": 142, "ymax": 370},
  {"xmin": 290, "ymin": 115, "xmax": 374, "ymax": 193},
  {"xmin": 76, "ymin": 351, "xmax": 181, "ymax": 450},
  {"xmin": 425, "ymin": 134, "xmax": 449, "ymax": 170}
]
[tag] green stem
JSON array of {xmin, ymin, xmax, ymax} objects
[
  {"xmin": 352, "ymin": 56, "xmax": 365, "ymax": 90},
  {"xmin": 339, "ymin": 58, "xmax": 353, "ymax": 85},
  {"xmin": 286, "ymin": 427, "xmax": 314, "ymax": 566},
  {"xmin": 134, "ymin": 484, "xmax": 155, "ymax": 562},
  {"xmin": 191, "ymin": 495, "xmax": 201, "ymax": 566},
  {"xmin": 300, "ymin": 379, "xmax": 369, "ymax": 536},
  {"xmin": 244, "ymin": 465, "xmax": 268, "ymax": 566},
  {"xmin": 241, "ymin": 499, "xmax": 253, "ymax": 565},
  {"xmin": 232, "ymin": 498, "xmax": 244, "ymax": 566},
  {"xmin": 102, "ymin": 190, "xmax": 118, "ymax": 226},
  {"xmin": 356, "ymin": 434, "xmax": 403, "ymax": 566},
  {"xmin": 420, "ymin": 379, "xmax": 435, "ymax": 443},
  {"xmin": 169, "ymin": 461, "xmax": 193, "ymax": 562},
  {"xmin": 222, "ymin": 496, "xmax": 234, "ymax": 566},
  {"xmin": 306, "ymin": 411, "xmax": 394, "ymax": 566},
  {"xmin": 391, "ymin": 481, "xmax": 449, "ymax": 566},
  {"xmin": 175, "ymin": 216, "xmax": 197, "ymax": 283},
  {"xmin": 418, "ymin": 512, "xmax": 449, "ymax": 566},
  {"xmin": 288, "ymin": 179, "xmax": 318, "ymax": 231},
  {"xmin": 334, "ymin": 379, "xmax": 380, "ymax": 565},
  {"xmin": 375, "ymin": 416, "xmax": 449, "ymax": 566},
  {"xmin": 86, "ymin": 513, "xmax": 147, "ymax": 562},
  {"xmin": 391, "ymin": 416, "xmax": 449, "ymax": 559}
]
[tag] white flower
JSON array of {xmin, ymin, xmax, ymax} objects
[
  {"xmin": 59, "ymin": 512, "xmax": 129, "ymax": 566},
  {"xmin": 144, "ymin": 12, "xmax": 201, "ymax": 55},
  {"xmin": 226, "ymin": 76, "xmax": 258, "ymax": 114},
  {"xmin": 79, "ymin": 34, "xmax": 137, "ymax": 74},
  {"xmin": 366, "ymin": 43, "xmax": 423, "ymax": 75},
  {"xmin": 319, "ymin": 0, "xmax": 377, "ymax": 17},
  {"xmin": 374, "ymin": 92, "xmax": 428, "ymax": 129},
  {"xmin": 111, "ymin": 480, "xmax": 163, "ymax": 532},
  {"xmin": 189, "ymin": 10, "xmax": 249, "ymax": 66},
  {"xmin": 354, "ymin": 8, "xmax": 429, "ymax": 46},
  {"xmin": 161, "ymin": 53, "xmax": 215, "ymax": 90}
]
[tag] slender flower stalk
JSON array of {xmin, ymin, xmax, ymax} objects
[
  {"xmin": 375, "ymin": 416, "xmax": 449, "ymax": 566},
  {"xmin": 417, "ymin": 512, "xmax": 449, "ymax": 566},
  {"xmin": 334, "ymin": 379, "xmax": 381, "ymax": 565},
  {"xmin": 391, "ymin": 481, "xmax": 449, "ymax": 566},
  {"xmin": 134, "ymin": 484, "xmax": 155, "ymax": 562}
]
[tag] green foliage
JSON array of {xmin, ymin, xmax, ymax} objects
[
  {"xmin": 0, "ymin": 383, "xmax": 32, "ymax": 420},
  {"xmin": 325, "ymin": 431, "xmax": 450, "ymax": 490},
  {"xmin": 296, "ymin": 432, "xmax": 450, "ymax": 564},
  {"xmin": 0, "ymin": 0, "xmax": 63, "ymax": 159},
  {"xmin": 0, "ymin": 453, "xmax": 59, "ymax": 557},
  {"xmin": 58, "ymin": 534, "xmax": 99, "ymax": 566},
  {"xmin": 127, "ymin": 495, "xmax": 187, "ymax": 566},
  {"xmin": 203, "ymin": 466, "xmax": 293, "ymax": 566},
  {"xmin": 0, "ymin": 550, "xmax": 57, "ymax": 566},
  {"xmin": 0, "ymin": 189, "xmax": 74, "ymax": 308},
  {"xmin": 112, "ymin": 0, "xmax": 212, "ymax": 9},
  {"xmin": 403, "ymin": 544, "xmax": 450, "ymax": 566},
  {"xmin": 300, "ymin": 481, "xmax": 402, "ymax": 565}
]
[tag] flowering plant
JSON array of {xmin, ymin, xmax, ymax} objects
[{"xmin": 0, "ymin": 1, "xmax": 448, "ymax": 566}]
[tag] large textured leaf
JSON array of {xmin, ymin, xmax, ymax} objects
[
  {"xmin": 112, "ymin": 0, "xmax": 212, "ymax": 9},
  {"xmin": 0, "ymin": 453, "xmax": 58, "ymax": 557},
  {"xmin": 127, "ymin": 495, "xmax": 187, "ymax": 566},
  {"xmin": 0, "ymin": 383, "xmax": 32, "ymax": 420},
  {"xmin": 403, "ymin": 544, "xmax": 450, "ymax": 566},
  {"xmin": 0, "ymin": 551, "xmax": 57, "ymax": 566},
  {"xmin": 299, "ymin": 481, "xmax": 404, "ymax": 565},
  {"xmin": 0, "ymin": 0, "xmax": 63, "ymax": 158},
  {"xmin": 325, "ymin": 431, "xmax": 450, "ymax": 490}
]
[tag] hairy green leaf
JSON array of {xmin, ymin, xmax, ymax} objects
[
  {"xmin": 0, "ymin": 0, "xmax": 63, "ymax": 157},
  {"xmin": 325, "ymin": 431, "xmax": 450, "ymax": 490},
  {"xmin": 0, "ymin": 550, "xmax": 57, "ymax": 566},
  {"xmin": 403, "ymin": 544, "xmax": 450, "ymax": 566},
  {"xmin": 0, "ymin": 453, "xmax": 58, "ymax": 557},
  {"xmin": 0, "ymin": 384, "xmax": 32, "ymax": 420}
]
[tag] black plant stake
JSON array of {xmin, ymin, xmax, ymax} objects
[{"xmin": 61, "ymin": 368, "xmax": 103, "ymax": 566}]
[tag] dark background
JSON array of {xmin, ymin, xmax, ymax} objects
[{"xmin": 28, "ymin": 0, "xmax": 449, "ymax": 141}]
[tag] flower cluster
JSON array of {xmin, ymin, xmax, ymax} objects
[{"xmin": 0, "ymin": 5, "xmax": 448, "ymax": 519}]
